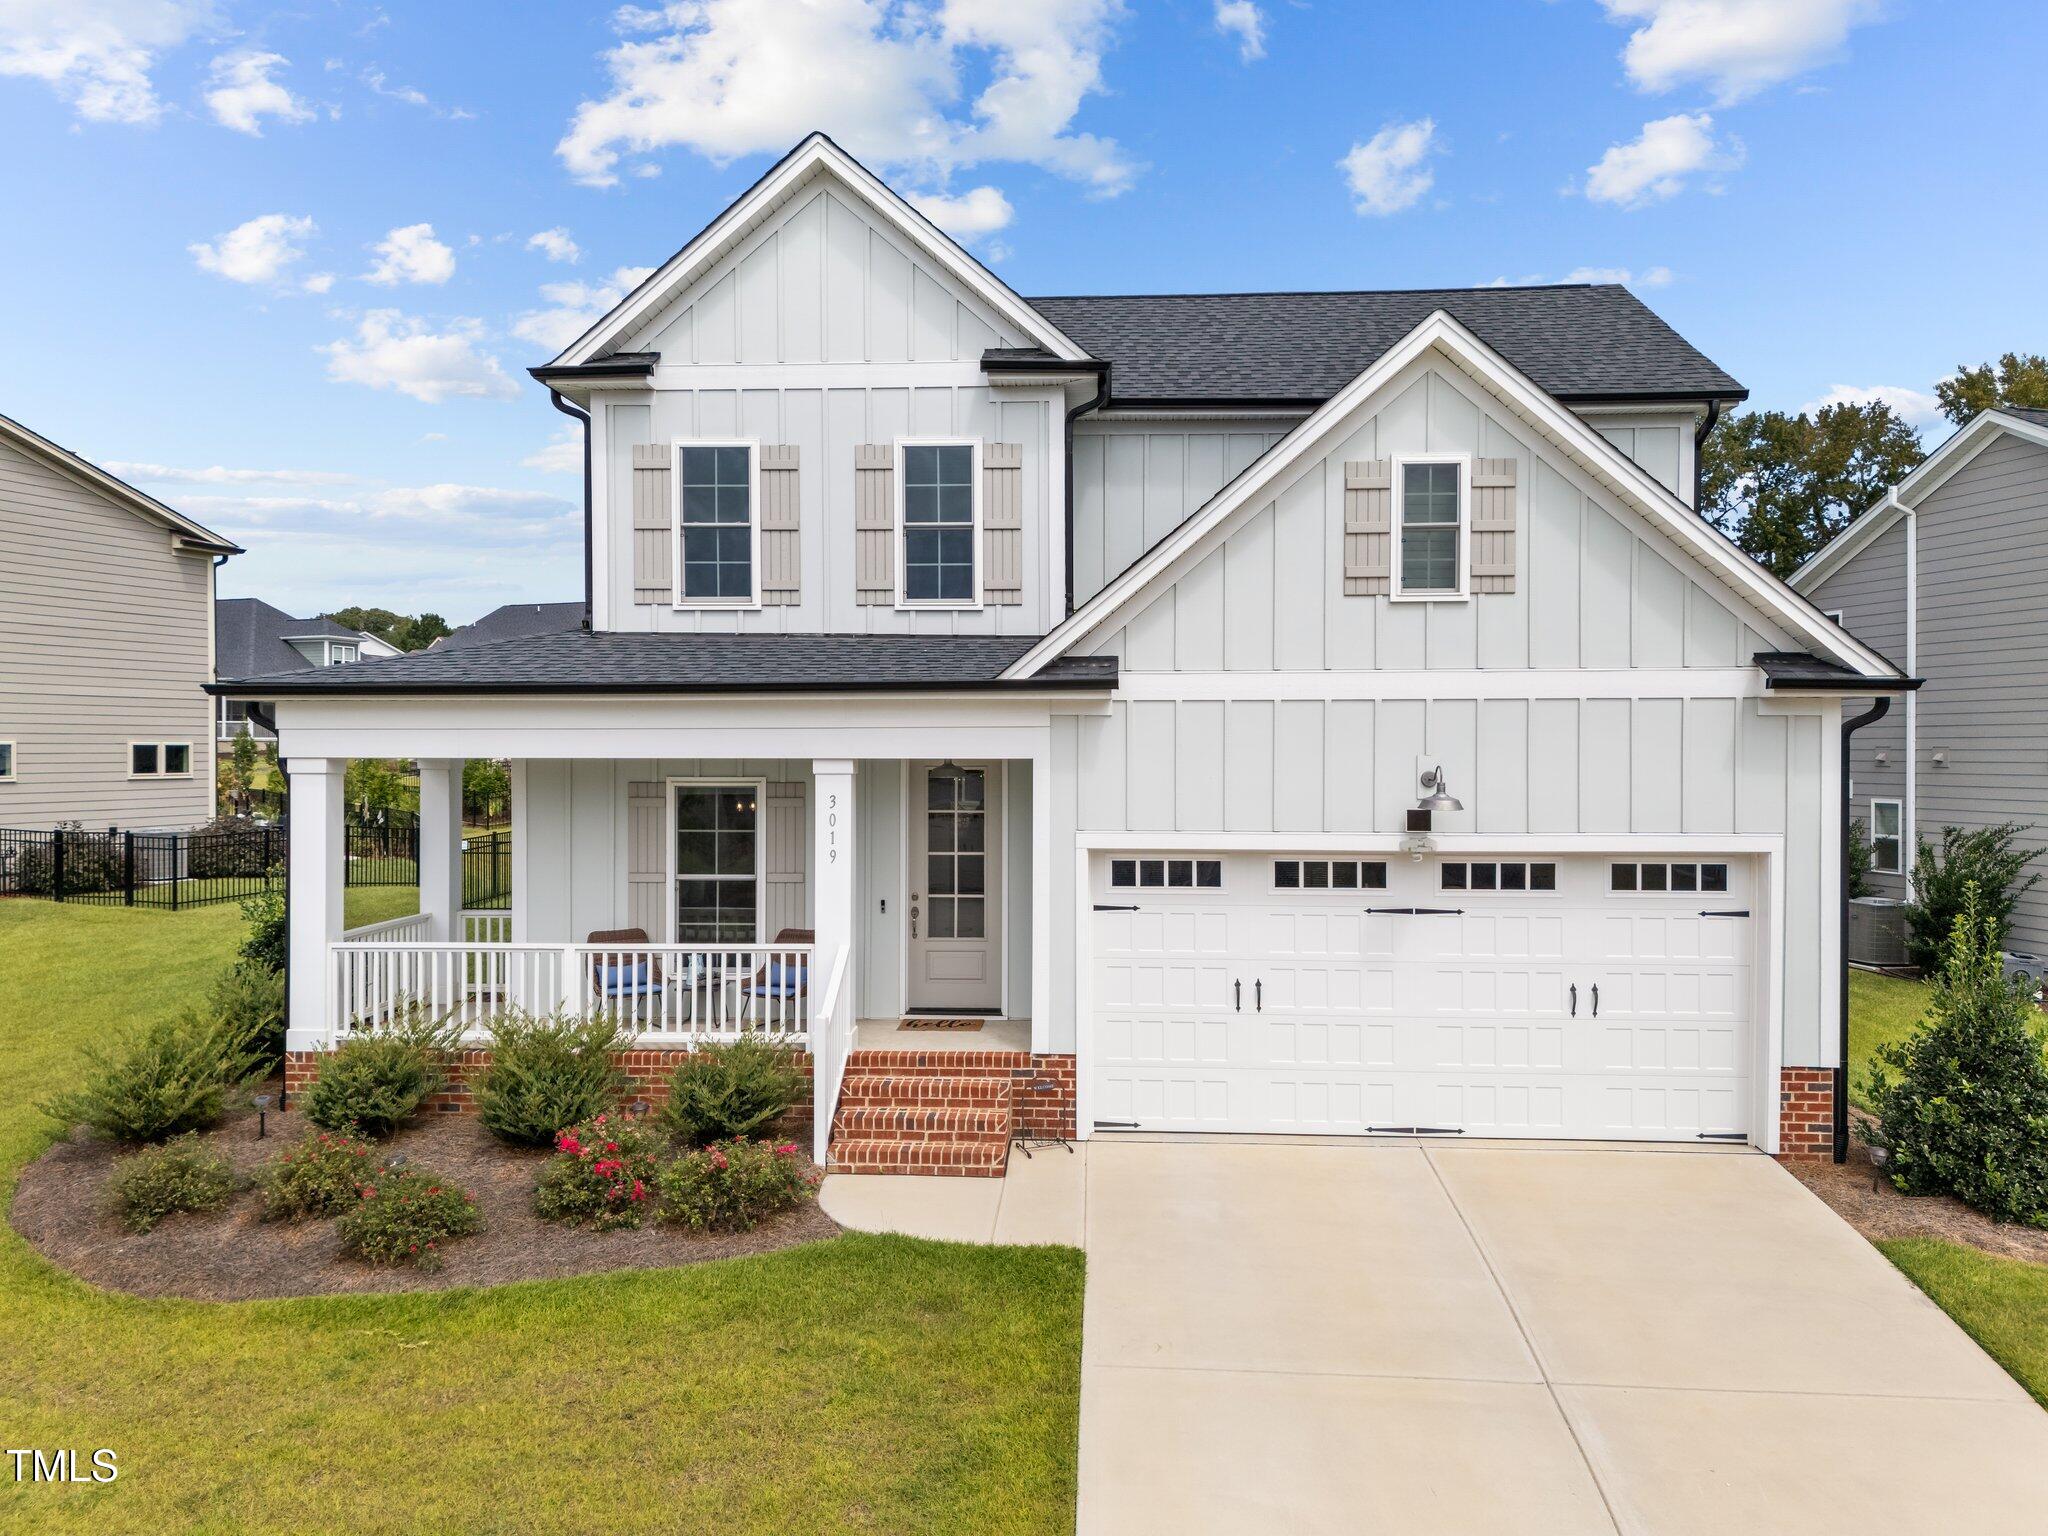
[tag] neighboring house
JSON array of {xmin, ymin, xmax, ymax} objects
[
  {"xmin": 1795, "ymin": 405, "xmax": 2048, "ymax": 951},
  {"xmin": 0, "ymin": 411, "xmax": 239, "ymax": 831},
  {"xmin": 215, "ymin": 134, "xmax": 1904, "ymax": 1172},
  {"xmin": 213, "ymin": 598, "xmax": 399, "ymax": 746},
  {"xmin": 432, "ymin": 600, "xmax": 585, "ymax": 650}
]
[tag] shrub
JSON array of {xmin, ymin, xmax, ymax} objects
[
  {"xmin": 534, "ymin": 1112, "xmax": 664, "ymax": 1230},
  {"xmin": 238, "ymin": 881, "xmax": 287, "ymax": 973},
  {"xmin": 41, "ymin": 1010, "xmax": 267, "ymax": 1143},
  {"xmin": 1847, "ymin": 818, "xmax": 1874, "ymax": 900},
  {"xmin": 108, "ymin": 1134, "xmax": 237, "ymax": 1233},
  {"xmin": 1867, "ymin": 884, "xmax": 2048, "ymax": 1226},
  {"xmin": 303, "ymin": 1007, "xmax": 463, "ymax": 1138},
  {"xmin": 13, "ymin": 821, "xmax": 122, "ymax": 896},
  {"xmin": 1905, "ymin": 823, "xmax": 2043, "ymax": 971},
  {"xmin": 186, "ymin": 816, "xmax": 277, "ymax": 879},
  {"xmin": 659, "ymin": 1139, "xmax": 817, "ymax": 1233},
  {"xmin": 211, "ymin": 960, "xmax": 286, "ymax": 1067},
  {"xmin": 259, "ymin": 1128, "xmax": 378, "ymax": 1221},
  {"xmin": 656, "ymin": 1037, "xmax": 806, "ymax": 1148},
  {"xmin": 473, "ymin": 1012, "xmax": 629, "ymax": 1145},
  {"xmin": 337, "ymin": 1164, "xmax": 482, "ymax": 1271}
]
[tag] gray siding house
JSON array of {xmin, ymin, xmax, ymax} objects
[
  {"xmin": 0, "ymin": 412, "xmax": 239, "ymax": 830},
  {"xmin": 214, "ymin": 598, "xmax": 398, "ymax": 746},
  {"xmin": 1796, "ymin": 406, "xmax": 2048, "ymax": 951}
]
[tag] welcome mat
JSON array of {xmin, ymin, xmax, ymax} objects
[{"xmin": 898, "ymin": 1016, "xmax": 985, "ymax": 1031}]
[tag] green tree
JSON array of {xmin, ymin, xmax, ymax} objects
[
  {"xmin": 324, "ymin": 606, "xmax": 452, "ymax": 652},
  {"xmin": 463, "ymin": 758, "xmax": 511, "ymax": 819},
  {"xmin": 231, "ymin": 732, "xmax": 258, "ymax": 786},
  {"xmin": 345, "ymin": 758, "xmax": 414, "ymax": 815},
  {"xmin": 1935, "ymin": 352, "xmax": 2048, "ymax": 427},
  {"xmin": 1700, "ymin": 401, "xmax": 1925, "ymax": 578}
]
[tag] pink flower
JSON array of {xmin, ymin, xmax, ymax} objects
[
  {"xmin": 630, "ymin": 1179, "xmax": 645, "ymax": 1201},
  {"xmin": 359, "ymin": 1185, "xmax": 376, "ymax": 1199},
  {"xmin": 774, "ymin": 1143, "xmax": 796, "ymax": 1159},
  {"xmin": 711, "ymin": 1151, "xmax": 729, "ymax": 1171}
]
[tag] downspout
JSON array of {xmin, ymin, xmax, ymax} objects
[
  {"xmin": 1837, "ymin": 695, "xmax": 1892, "ymax": 1163},
  {"xmin": 1692, "ymin": 398, "xmax": 1723, "ymax": 511},
  {"xmin": 549, "ymin": 389, "xmax": 594, "ymax": 631},
  {"xmin": 1063, "ymin": 369, "xmax": 1110, "ymax": 618}
]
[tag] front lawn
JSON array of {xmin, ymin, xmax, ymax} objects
[
  {"xmin": 1847, "ymin": 968, "xmax": 1933, "ymax": 1111},
  {"xmin": 0, "ymin": 901, "xmax": 1083, "ymax": 1534},
  {"xmin": 1880, "ymin": 1238, "xmax": 2048, "ymax": 1408}
]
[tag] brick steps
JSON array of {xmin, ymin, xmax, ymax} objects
[
  {"xmin": 832, "ymin": 1103, "xmax": 1008, "ymax": 1141},
  {"xmin": 826, "ymin": 1050, "xmax": 1016, "ymax": 1177}
]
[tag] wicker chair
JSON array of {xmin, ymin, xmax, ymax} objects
[
  {"xmin": 738, "ymin": 927, "xmax": 813, "ymax": 1024},
  {"xmin": 585, "ymin": 928, "xmax": 664, "ymax": 999}
]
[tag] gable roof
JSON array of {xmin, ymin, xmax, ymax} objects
[
  {"xmin": 0, "ymin": 412, "xmax": 240, "ymax": 555},
  {"xmin": 1791, "ymin": 407, "xmax": 2048, "ymax": 592},
  {"xmin": 1006, "ymin": 309, "xmax": 1898, "ymax": 684},
  {"xmin": 434, "ymin": 601, "xmax": 586, "ymax": 650},
  {"xmin": 216, "ymin": 598, "xmax": 370, "ymax": 678},
  {"xmin": 546, "ymin": 134, "xmax": 1092, "ymax": 370},
  {"xmin": 1028, "ymin": 286, "xmax": 1746, "ymax": 409}
]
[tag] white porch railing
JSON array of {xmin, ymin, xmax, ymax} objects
[
  {"xmin": 462, "ymin": 910, "xmax": 511, "ymax": 943},
  {"xmin": 329, "ymin": 939, "xmax": 814, "ymax": 1047},
  {"xmin": 809, "ymin": 945, "xmax": 853, "ymax": 1164},
  {"xmin": 341, "ymin": 911, "xmax": 432, "ymax": 944}
]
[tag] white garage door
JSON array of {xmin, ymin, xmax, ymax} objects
[{"xmin": 1089, "ymin": 852, "xmax": 1755, "ymax": 1142}]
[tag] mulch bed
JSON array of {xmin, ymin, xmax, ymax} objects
[
  {"xmin": 1787, "ymin": 1133, "xmax": 2048, "ymax": 1267},
  {"xmin": 13, "ymin": 1087, "xmax": 840, "ymax": 1301}
]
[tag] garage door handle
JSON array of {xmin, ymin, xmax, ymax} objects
[
  {"xmin": 1590, "ymin": 983, "xmax": 1599, "ymax": 1018},
  {"xmin": 1569, "ymin": 983, "xmax": 1577, "ymax": 1017},
  {"xmin": 1698, "ymin": 908, "xmax": 1750, "ymax": 918},
  {"xmin": 1093, "ymin": 903, "xmax": 1140, "ymax": 912},
  {"xmin": 1234, "ymin": 979, "xmax": 1242, "ymax": 1013},
  {"xmin": 1255, "ymin": 979, "xmax": 1262, "ymax": 1013}
]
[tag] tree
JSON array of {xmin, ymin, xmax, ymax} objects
[
  {"xmin": 1904, "ymin": 823, "xmax": 2043, "ymax": 972},
  {"xmin": 1700, "ymin": 401, "xmax": 1924, "ymax": 578},
  {"xmin": 463, "ymin": 758, "xmax": 511, "ymax": 820},
  {"xmin": 344, "ymin": 758, "xmax": 414, "ymax": 816},
  {"xmin": 1936, "ymin": 352, "xmax": 2048, "ymax": 427},
  {"xmin": 324, "ymin": 606, "xmax": 453, "ymax": 652}
]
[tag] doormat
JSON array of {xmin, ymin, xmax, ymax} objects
[{"xmin": 898, "ymin": 1016, "xmax": 985, "ymax": 1031}]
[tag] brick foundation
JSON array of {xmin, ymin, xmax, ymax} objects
[{"xmin": 1777, "ymin": 1066, "xmax": 1836, "ymax": 1160}]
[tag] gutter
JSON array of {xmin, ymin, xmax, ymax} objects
[
  {"xmin": 1837, "ymin": 696, "xmax": 1893, "ymax": 1164},
  {"xmin": 548, "ymin": 389, "xmax": 595, "ymax": 630},
  {"xmin": 1063, "ymin": 368, "xmax": 1112, "ymax": 617}
]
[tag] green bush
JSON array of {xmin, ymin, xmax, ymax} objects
[
  {"xmin": 14, "ymin": 821, "xmax": 123, "ymax": 896},
  {"xmin": 473, "ymin": 1012, "xmax": 629, "ymax": 1145},
  {"xmin": 238, "ymin": 881, "xmax": 287, "ymax": 973},
  {"xmin": 211, "ymin": 961, "xmax": 286, "ymax": 1067},
  {"xmin": 41, "ymin": 1010, "xmax": 267, "ymax": 1143},
  {"xmin": 534, "ymin": 1113, "xmax": 664, "ymax": 1230},
  {"xmin": 656, "ymin": 1037, "xmax": 807, "ymax": 1148},
  {"xmin": 658, "ymin": 1138, "xmax": 817, "ymax": 1233},
  {"xmin": 1905, "ymin": 823, "xmax": 2042, "ymax": 971},
  {"xmin": 259, "ymin": 1128, "xmax": 378, "ymax": 1221},
  {"xmin": 1847, "ymin": 818, "xmax": 1874, "ymax": 900},
  {"xmin": 108, "ymin": 1134, "xmax": 237, "ymax": 1233},
  {"xmin": 303, "ymin": 1007, "xmax": 462, "ymax": 1138},
  {"xmin": 337, "ymin": 1164, "xmax": 482, "ymax": 1271},
  {"xmin": 1867, "ymin": 885, "xmax": 2048, "ymax": 1226}
]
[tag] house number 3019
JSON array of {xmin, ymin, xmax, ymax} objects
[{"xmin": 826, "ymin": 792, "xmax": 838, "ymax": 862}]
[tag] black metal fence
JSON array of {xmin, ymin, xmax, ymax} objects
[{"xmin": 464, "ymin": 828, "xmax": 512, "ymax": 909}]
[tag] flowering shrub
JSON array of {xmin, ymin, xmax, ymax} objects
[
  {"xmin": 336, "ymin": 1164, "xmax": 482, "ymax": 1271},
  {"xmin": 658, "ymin": 1139, "xmax": 818, "ymax": 1233},
  {"xmin": 259, "ymin": 1128, "xmax": 377, "ymax": 1222},
  {"xmin": 533, "ymin": 1112, "xmax": 664, "ymax": 1230},
  {"xmin": 107, "ymin": 1134, "xmax": 237, "ymax": 1233}
]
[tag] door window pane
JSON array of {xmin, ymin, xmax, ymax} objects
[{"xmin": 924, "ymin": 766, "xmax": 987, "ymax": 945}]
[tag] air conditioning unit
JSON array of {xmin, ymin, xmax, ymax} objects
[
  {"xmin": 2002, "ymin": 952, "xmax": 2046, "ymax": 994},
  {"xmin": 1847, "ymin": 897, "xmax": 1909, "ymax": 968}
]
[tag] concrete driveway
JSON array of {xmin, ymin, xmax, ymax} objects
[{"xmin": 1078, "ymin": 1138, "xmax": 2048, "ymax": 1535}]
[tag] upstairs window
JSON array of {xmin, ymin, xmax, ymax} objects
[
  {"xmin": 676, "ymin": 443, "xmax": 756, "ymax": 605},
  {"xmin": 1393, "ymin": 458, "xmax": 1466, "ymax": 600},
  {"xmin": 899, "ymin": 442, "xmax": 978, "ymax": 606}
]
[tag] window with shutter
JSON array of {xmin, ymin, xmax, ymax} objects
[
  {"xmin": 1343, "ymin": 458, "xmax": 1392, "ymax": 596},
  {"xmin": 1390, "ymin": 457, "xmax": 1469, "ymax": 601},
  {"xmin": 854, "ymin": 444, "xmax": 895, "ymax": 605},
  {"xmin": 898, "ymin": 440, "xmax": 979, "ymax": 607},
  {"xmin": 675, "ymin": 442, "xmax": 759, "ymax": 605}
]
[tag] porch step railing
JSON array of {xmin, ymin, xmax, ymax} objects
[{"xmin": 809, "ymin": 945, "xmax": 853, "ymax": 1164}]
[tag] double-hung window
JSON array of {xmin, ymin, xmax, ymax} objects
[
  {"xmin": 675, "ymin": 443, "xmax": 758, "ymax": 606},
  {"xmin": 899, "ymin": 441, "xmax": 979, "ymax": 606},
  {"xmin": 672, "ymin": 783, "xmax": 761, "ymax": 943},
  {"xmin": 1870, "ymin": 799, "xmax": 1903, "ymax": 874},
  {"xmin": 1392, "ymin": 457, "xmax": 1467, "ymax": 600}
]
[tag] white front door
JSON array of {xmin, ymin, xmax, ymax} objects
[
  {"xmin": 1089, "ymin": 852, "xmax": 1754, "ymax": 1141},
  {"xmin": 907, "ymin": 761, "xmax": 1002, "ymax": 1013}
]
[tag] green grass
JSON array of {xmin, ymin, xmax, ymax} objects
[
  {"xmin": 1880, "ymin": 1239, "xmax": 2048, "ymax": 1408},
  {"xmin": 1847, "ymin": 968, "xmax": 1933, "ymax": 1111},
  {"xmin": 0, "ymin": 901, "xmax": 1083, "ymax": 1534}
]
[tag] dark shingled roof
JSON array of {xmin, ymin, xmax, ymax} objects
[
  {"xmin": 434, "ymin": 601, "xmax": 586, "ymax": 651},
  {"xmin": 212, "ymin": 631, "xmax": 1117, "ymax": 696},
  {"xmin": 1026, "ymin": 285, "xmax": 1745, "ymax": 407},
  {"xmin": 1999, "ymin": 405, "xmax": 2048, "ymax": 431},
  {"xmin": 1753, "ymin": 651, "xmax": 1918, "ymax": 692},
  {"xmin": 216, "ymin": 598, "xmax": 372, "ymax": 679}
]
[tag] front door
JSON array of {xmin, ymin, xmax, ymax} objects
[{"xmin": 908, "ymin": 761, "xmax": 1002, "ymax": 1013}]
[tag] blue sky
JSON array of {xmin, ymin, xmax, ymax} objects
[{"xmin": 1, "ymin": 0, "xmax": 2040, "ymax": 623}]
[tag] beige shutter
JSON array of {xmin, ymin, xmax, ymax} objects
[
  {"xmin": 631, "ymin": 444, "xmax": 673, "ymax": 606},
  {"xmin": 1343, "ymin": 459, "xmax": 1393, "ymax": 596},
  {"xmin": 764, "ymin": 781, "xmax": 807, "ymax": 936},
  {"xmin": 627, "ymin": 781, "xmax": 665, "ymax": 938},
  {"xmin": 1469, "ymin": 458, "xmax": 1518, "ymax": 594},
  {"xmin": 759, "ymin": 444, "xmax": 800, "ymax": 605},
  {"xmin": 982, "ymin": 441, "xmax": 1024, "ymax": 605},
  {"xmin": 854, "ymin": 444, "xmax": 895, "ymax": 605}
]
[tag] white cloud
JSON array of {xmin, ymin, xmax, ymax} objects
[
  {"xmin": 1802, "ymin": 383, "xmax": 1942, "ymax": 429},
  {"xmin": 1214, "ymin": 1, "xmax": 1265, "ymax": 61},
  {"xmin": 361, "ymin": 65, "xmax": 475, "ymax": 119},
  {"xmin": 0, "ymin": 0, "xmax": 214, "ymax": 126},
  {"xmin": 320, "ymin": 311, "xmax": 519, "ymax": 403},
  {"xmin": 1339, "ymin": 118, "xmax": 1438, "ymax": 216},
  {"xmin": 302, "ymin": 271, "xmax": 336, "ymax": 294},
  {"xmin": 189, "ymin": 212, "xmax": 317, "ymax": 285},
  {"xmin": 203, "ymin": 49, "xmax": 313, "ymax": 135},
  {"xmin": 526, "ymin": 227, "xmax": 582, "ymax": 264},
  {"xmin": 907, "ymin": 185, "xmax": 1013, "ymax": 241},
  {"xmin": 1564, "ymin": 264, "xmax": 1674, "ymax": 287},
  {"xmin": 104, "ymin": 460, "xmax": 355, "ymax": 485},
  {"xmin": 1584, "ymin": 112, "xmax": 1735, "ymax": 207},
  {"xmin": 511, "ymin": 265, "xmax": 657, "ymax": 353},
  {"xmin": 1600, "ymin": 0, "xmax": 1880, "ymax": 105},
  {"xmin": 365, "ymin": 223, "xmax": 456, "ymax": 286},
  {"xmin": 524, "ymin": 429, "xmax": 583, "ymax": 474},
  {"xmin": 555, "ymin": 0, "xmax": 1137, "ymax": 197}
]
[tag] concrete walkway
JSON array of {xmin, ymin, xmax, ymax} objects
[{"xmin": 824, "ymin": 1138, "xmax": 2048, "ymax": 1534}]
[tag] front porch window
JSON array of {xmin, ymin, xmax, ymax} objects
[{"xmin": 674, "ymin": 784, "xmax": 759, "ymax": 942}]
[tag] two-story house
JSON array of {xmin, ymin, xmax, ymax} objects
[
  {"xmin": 214, "ymin": 135, "xmax": 1906, "ymax": 1173},
  {"xmin": 1, "ymin": 411, "xmax": 239, "ymax": 831},
  {"xmin": 214, "ymin": 597, "xmax": 400, "ymax": 750}
]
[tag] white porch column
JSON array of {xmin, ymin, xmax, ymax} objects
[
  {"xmin": 417, "ymin": 758, "xmax": 464, "ymax": 940},
  {"xmin": 811, "ymin": 759, "xmax": 857, "ymax": 1014},
  {"xmin": 287, "ymin": 757, "xmax": 345, "ymax": 1053}
]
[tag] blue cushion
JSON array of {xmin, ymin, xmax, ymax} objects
[{"xmin": 600, "ymin": 961, "xmax": 653, "ymax": 995}]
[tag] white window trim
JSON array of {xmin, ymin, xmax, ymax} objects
[
  {"xmin": 0, "ymin": 741, "xmax": 14, "ymax": 781},
  {"xmin": 1823, "ymin": 609, "xmax": 1845, "ymax": 626},
  {"xmin": 1270, "ymin": 857, "xmax": 1386, "ymax": 894},
  {"xmin": 1439, "ymin": 859, "xmax": 1561, "ymax": 895},
  {"xmin": 671, "ymin": 438, "xmax": 764, "ymax": 612},
  {"xmin": 1869, "ymin": 798, "xmax": 1904, "ymax": 875},
  {"xmin": 894, "ymin": 437, "xmax": 984, "ymax": 611},
  {"xmin": 665, "ymin": 777, "xmax": 769, "ymax": 945},
  {"xmin": 1390, "ymin": 453, "xmax": 1471, "ymax": 603},
  {"xmin": 128, "ymin": 741, "xmax": 194, "ymax": 779},
  {"xmin": 1107, "ymin": 854, "xmax": 1223, "ymax": 893}
]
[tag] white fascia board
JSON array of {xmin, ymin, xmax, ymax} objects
[
  {"xmin": 1006, "ymin": 310, "xmax": 1898, "ymax": 682},
  {"xmin": 552, "ymin": 135, "xmax": 1089, "ymax": 368}
]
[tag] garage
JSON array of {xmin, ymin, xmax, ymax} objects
[{"xmin": 1088, "ymin": 851, "xmax": 1757, "ymax": 1142}]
